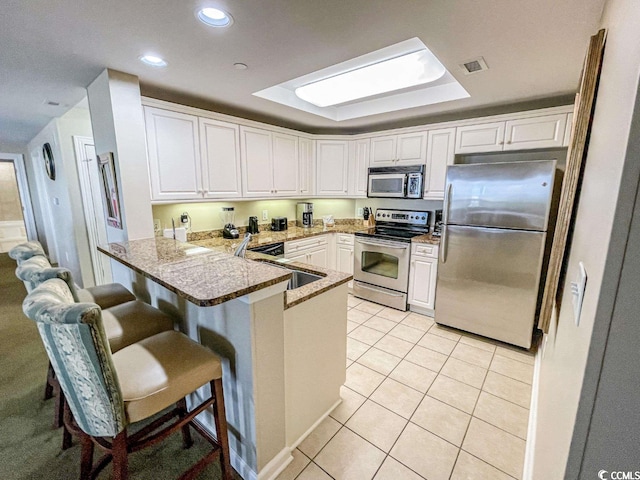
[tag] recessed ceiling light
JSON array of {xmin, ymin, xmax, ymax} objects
[
  {"xmin": 197, "ymin": 7, "xmax": 233, "ymax": 27},
  {"xmin": 139, "ymin": 55, "xmax": 168, "ymax": 67},
  {"xmin": 295, "ymin": 49, "xmax": 447, "ymax": 107}
]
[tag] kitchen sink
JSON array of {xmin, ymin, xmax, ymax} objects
[
  {"xmin": 253, "ymin": 258, "xmax": 324, "ymax": 290},
  {"xmin": 287, "ymin": 270, "xmax": 322, "ymax": 290}
]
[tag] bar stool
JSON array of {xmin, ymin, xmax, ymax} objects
[
  {"xmin": 14, "ymin": 252, "xmax": 137, "ymax": 309},
  {"xmin": 16, "ymin": 258, "xmax": 174, "ymax": 439},
  {"xmin": 23, "ymin": 278, "xmax": 234, "ymax": 480}
]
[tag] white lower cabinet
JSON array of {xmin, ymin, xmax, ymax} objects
[
  {"xmin": 284, "ymin": 235, "xmax": 330, "ymax": 269},
  {"xmin": 335, "ymin": 234, "xmax": 355, "ymax": 288},
  {"xmin": 408, "ymin": 243, "xmax": 439, "ymax": 315}
]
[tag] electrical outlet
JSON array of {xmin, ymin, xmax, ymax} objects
[
  {"xmin": 262, "ymin": 210, "xmax": 268, "ymax": 220},
  {"xmin": 153, "ymin": 219, "xmax": 161, "ymax": 234},
  {"xmin": 357, "ymin": 207, "xmax": 364, "ymax": 217},
  {"xmin": 180, "ymin": 212, "xmax": 189, "ymax": 224}
]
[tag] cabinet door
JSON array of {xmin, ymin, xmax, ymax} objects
[
  {"xmin": 424, "ymin": 127, "xmax": 456, "ymax": 199},
  {"xmin": 145, "ymin": 107, "xmax": 202, "ymax": 201},
  {"xmin": 336, "ymin": 244, "xmax": 354, "ymax": 274},
  {"xmin": 199, "ymin": 118, "xmax": 242, "ymax": 198},
  {"xmin": 408, "ymin": 256, "xmax": 437, "ymax": 310},
  {"xmin": 241, "ymin": 127, "xmax": 273, "ymax": 197},
  {"xmin": 455, "ymin": 122, "xmax": 506, "ymax": 154},
  {"xmin": 307, "ymin": 245, "xmax": 329, "ymax": 268},
  {"xmin": 350, "ymin": 138, "xmax": 370, "ymax": 196},
  {"xmin": 316, "ymin": 141, "xmax": 349, "ymax": 196},
  {"xmin": 272, "ymin": 133, "xmax": 299, "ymax": 196},
  {"xmin": 370, "ymin": 135, "xmax": 397, "ymax": 166},
  {"xmin": 397, "ymin": 132, "xmax": 427, "ymax": 164},
  {"xmin": 299, "ymin": 137, "xmax": 315, "ymax": 196},
  {"xmin": 503, "ymin": 114, "xmax": 567, "ymax": 151}
]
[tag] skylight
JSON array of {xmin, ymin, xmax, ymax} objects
[
  {"xmin": 253, "ymin": 38, "xmax": 469, "ymax": 122},
  {"xmin": 295, "ymin": 50, "xmax": 446, "ymax": 107}
]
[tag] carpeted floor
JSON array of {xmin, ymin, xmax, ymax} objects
[{"xmin": 0, "ymin": 253, "xmax": 232, "ymax": 480}]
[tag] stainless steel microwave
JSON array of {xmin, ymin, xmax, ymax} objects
[{"xmin": 367, "ymin": 165, "xmax": 424, "ymax": 198}]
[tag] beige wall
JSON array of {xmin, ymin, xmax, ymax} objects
[
  {"xmin": 531, "ymin": 0, "xmax": 640, "ymax": 477},
  {"xmin": 0, "ymin": 162, "xmax": 24, "ymax": 221}
]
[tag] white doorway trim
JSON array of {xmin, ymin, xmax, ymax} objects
[
  {"xmin": 0, "ymin": 152, "xmax": 38, "ymax": 241},
  {"xmin": 73, "ymin": 136, "xmax": 112, "ymax": 285}
]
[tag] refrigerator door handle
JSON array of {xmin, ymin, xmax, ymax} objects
[{"xmin": 440, "ymin": 183, "xmax": 452, "ymax": 263}]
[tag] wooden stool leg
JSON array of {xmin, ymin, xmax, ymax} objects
[
  {"xmin": 212, "ymin": 379, "xmax": 233, "ymax": 480},
  {"xmin": 112, "ymin": 430, "xmax": 128, "ymax": 480},
  {"xmin": 79, "ymin": 433, "xmax": 94, "ymax": 480},
  {"xmin": 177, "ymin": 398, "xmax": 193, "ymax": 449},
  {"xmin": 62, "ymin": 396, "xmax": 73, "ymax": 450},
  {"xmin": 44, "ymin": 362, "xmax": 55, "ymax": 400},
  {"xmin": 53, "ymin": 381, "xmax": 64, "ymax": 429}
]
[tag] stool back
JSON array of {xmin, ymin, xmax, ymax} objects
[
  {"xmin": 22, "ymin": 278, "xmax": 126, "ymax": 437},
  {"xmin": 8, "ymin": 241, "xmax": 46, "ymax": 264},
  {"xmin": 15, "ymin": 256, "xmax": 81, "ymax": 300}
]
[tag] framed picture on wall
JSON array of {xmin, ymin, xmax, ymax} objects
[{"xmin": 97, "ymin": 152, "xmax": 122, "ymax": 229}]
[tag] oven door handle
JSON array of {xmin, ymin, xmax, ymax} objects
[
  {"xmin": 356, "ymin": 282, "xmax": 405, "ymax": 297},
  {"xmin": 356, "ymin": 239, "xmax": 409, "ymax": 250}
]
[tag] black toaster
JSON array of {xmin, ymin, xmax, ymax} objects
[{"xmin": 271, "ymin": 217, "xmax": 288, "ymax": 231}]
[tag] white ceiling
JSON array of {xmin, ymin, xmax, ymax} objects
[{"xmin": 0, "ymin": 0, "xmax": 605, "ymax": 145}]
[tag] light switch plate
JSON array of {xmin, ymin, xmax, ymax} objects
[{"xmin": 571, "ymin": 261, "xmax": 587, "ymax": 326}]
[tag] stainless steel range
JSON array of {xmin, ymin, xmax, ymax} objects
[{"xmin": 354, "ymin": 208, "xmax": 431, "ymax": 311}]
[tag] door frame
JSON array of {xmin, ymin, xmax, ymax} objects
[
  {"xmin": 0, "ymin": 152, "xmax": 38, "ymax": 241},
  {"xmin": 73, "ymin": 136, "xmax": 112, "ymax": 285}
]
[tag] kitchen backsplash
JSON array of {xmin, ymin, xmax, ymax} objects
[{"xmin": 152, "ymin": 199, "xmax": 356, "ymax": 233}]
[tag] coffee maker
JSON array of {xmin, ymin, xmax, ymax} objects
[
  {"xmin": 296, "ymin": 202, "xmax": 314, "ymax": 228},
  {"xmin": 221, "ymin": 207, "xmax": 239, "ymax": 239}
]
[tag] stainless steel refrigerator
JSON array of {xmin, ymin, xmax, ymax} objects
[{"xmin": 435, "ymin": 160, "xmax": 559, "ymax": 349}]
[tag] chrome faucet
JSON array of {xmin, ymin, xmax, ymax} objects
[{"xmin": 234, "ymin": 233, "xmax": 252, "ymax": 258}]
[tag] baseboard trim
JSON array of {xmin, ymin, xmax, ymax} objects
[
  {"xmin": 289, "ymin": 398, "xmax": 343, "ymax": 450},
  {"xmin": 257, "ymin": 446, "xmax": 293, "ymax": 480},
  {"xmin": 409, "ymin": 304, "xmax": 434, "ymax": 317}
]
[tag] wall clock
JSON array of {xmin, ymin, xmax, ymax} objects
[{"xmin": 42, "ymin": 142, "xmax": 55, "ymax": 180}]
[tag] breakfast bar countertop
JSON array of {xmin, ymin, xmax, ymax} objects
[
  {"xmin": 98, "ymin": 236, "xmax": 352, "ymax": 309},
  {"xmin": 98, "ymin": 237, "xmax": 292, "ymax": 307}
]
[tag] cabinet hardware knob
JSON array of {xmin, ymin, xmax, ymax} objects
[
  {"xmin": 507, "ymin": 140, "xmax": 512, "ymax": 144},
  {"xmin": 499, "ymin": 141, "xmax": 504, "ymax": 145}
]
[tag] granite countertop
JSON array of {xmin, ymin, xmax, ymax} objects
[
  {"xmin": 98, "ymin": 236, "xmax": 352, "ymax": 310},
  {"xmin": 98, "ymin": 237, "xmax": 292, "ymax": 307},
  {"xmin": 411, "ymin": 233, "xmax": 441, "ymax": 245}
]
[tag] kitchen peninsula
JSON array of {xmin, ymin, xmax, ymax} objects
[{"xmin": 98, "ymin": 237, "xmax": 351, "ymax": 480}]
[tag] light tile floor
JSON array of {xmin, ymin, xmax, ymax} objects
[{"xmin": 277, "ymin": 295, "xmax": 536, "ymax": 480}]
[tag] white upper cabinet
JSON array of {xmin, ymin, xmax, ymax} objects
[
  {"xmin": 563, "ymin": 112, "xmax": 574, "ymax": 147},
  {"xmin": 241, "ymin": 127, "xmax": 299, "ymax": 197},
  {"xmin": 349, "ymin": 138, "xmax": 370, "ymax": 197},
  {"xmin": 455, "ymin": 113, "xmax": 570, "ymax": 154},
  {"xmin": 298, "ymin": 137, "xmax": 315, "ymax": 196},
  {"xmin": 455, "ymin": 121, "xmax": 506, "ymax": 154},
  {"xmin": 503, "ymin": 113, "xmax": 567, "ymax": 150},
  {"xmin": 145, "ymin": 107, "xmax": 202, "ymax": 201},
  {"xmin": 199, "ymin": 118, "xmax": 242, "ymax": 199},
  {"xmin": 424, "ymin": 127, "xmax": 456, "ymax": 199},
  {"xmin": 272, "ymin": 132, "xmax": 299, "ymax": 196},
  {"xmin": 316, "ymin": 140, "xmax": 349, "ymax": 196},
  {"xmin": 370, "ymin": 132, "xmax": 427, "ymax": 166}
]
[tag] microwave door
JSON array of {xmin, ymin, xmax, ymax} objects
[{"xmin": 368, "ymin": 174, "xmax": 406, "ymax": 198}]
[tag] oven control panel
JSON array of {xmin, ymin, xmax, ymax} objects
[{"xmin": 375, "ymin": 209, "xmax": 430, "ymax": 226}]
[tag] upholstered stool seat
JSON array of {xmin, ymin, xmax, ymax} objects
[
  {"xmin": 23, "ymin": 278, "xmax": 233, "ymax": 480},
  {"xmin": 76, "ymin": 283, "xmax": 136, "ymax": 310},
  {"xmin": 102, "ymin": 301, "xmax": 174, "ymax": 353},
  {"xmin": 114, "ymin": 330, "xmax": 223, "ymax": 423}
]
